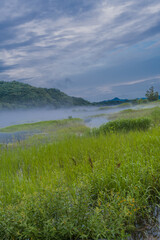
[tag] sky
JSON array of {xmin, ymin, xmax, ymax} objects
[{"xmin": 0, "ymin": 0, "xmax": 160, "ymax": 101}]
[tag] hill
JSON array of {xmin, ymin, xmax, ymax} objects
[
  {"xmin": 93, "ymin": 97, "xmax": 131, "ymax": 106},
  {"xmin": 0, "ymin": 81, "xmax": 90, "ymax": 110}
]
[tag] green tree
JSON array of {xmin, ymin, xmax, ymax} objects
[{"xmin": 145, "ymin": 86, "xmax": 159, "ymax": 101}]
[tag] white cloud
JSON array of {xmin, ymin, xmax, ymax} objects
[
  {"xmin": 97, "ymin": 75, "xmax": 160, "ymax": 94},
  {"xmin": 0, "ymin": 0, "xmax": 160, "ymax": 97},
  {"xmin": 115, "ymin": 75, "xmax": 160, "ymax": 87},
  {"xmin": 0, "ymin": 0, "xmax": 33, "ymax": 22}
]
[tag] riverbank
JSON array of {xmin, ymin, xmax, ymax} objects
[{"xmin": 0, "ymin": 113, "xmax": 160, "ymax": 239}]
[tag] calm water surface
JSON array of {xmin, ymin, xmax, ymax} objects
[{"xmin": 0, "ymin": 106, "xmax": 130, "ymax": 129}]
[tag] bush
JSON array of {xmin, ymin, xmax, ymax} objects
[
  {"xmin": 1, "ymin": 124, "xmax": 160, "ymax": 239},
  {"xmin": 94, "ymin": 118, "xmax": 151, "ymax": 134}
]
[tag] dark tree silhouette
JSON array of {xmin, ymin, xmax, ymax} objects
[{"xmin": 145, "ymin": 86, "xmax": 159, "ymax": 101}]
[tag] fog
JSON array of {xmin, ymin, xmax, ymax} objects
[
  {"xmin": 0, "ymin": 107, "xmax": 106, "ymax": 129},
  {"xmin": 0, "ymin": 103, "xmax": 158, "ymax": 129},
  {"xmin": 0, "ymin": 106, "xmax": 128, "ymax": 129},
  {"xmin": 0, "ymin": 103, "xmax": 159, "ymax": 144}
]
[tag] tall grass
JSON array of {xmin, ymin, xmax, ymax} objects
[
  {"xmin": 92, "ymin": 118, "xmax": 151, "ymax": 135},
  {"xmin": 0, "ymin": 124, "xmax": 160, "ymax": 239},
  {"xmin": 109, "ymin": 106, "xmax": 160, "ymax": 125}
]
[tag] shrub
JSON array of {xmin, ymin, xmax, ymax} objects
[{"xmin": 94, "ymin": 118, "xmax": 151, "ymax": 134}]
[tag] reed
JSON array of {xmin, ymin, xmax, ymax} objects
[{"xmin": 0, "ymin": 122, "xmax": 160, "ymax": 239}]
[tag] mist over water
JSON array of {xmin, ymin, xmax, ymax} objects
[
  {"xmin": 0, "ymin": 103, "xmax": 159, "ymax": 144},
  {"xmin": 0, "ymin": 106, "xmax": 126, "ymax": 129},
  {"xmin": 0, "ymin": 103, "xmax": 158, "ymax": 129}
]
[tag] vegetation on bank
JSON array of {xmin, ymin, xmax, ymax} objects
[
  {"xmin": 0, "ymin": 118, "xmax": 84, "ymax": 133},
  {"xmin": 98, "ymin": 102, "xmax": 132, "ymax": 110},
  {"xmin": 92, "ymin": 118, "xmax": 151, "ymax": 135},
  {"xmin": 108, "ymin": 105, "xmax": 160, "ymax": 125},
  {"xmin": 0, "ymin": 118, "xmax": 88, "ymax": 145},
  {"xmin": 0, "ymin": 106, "xmax": 160, "ymax": 239},
  {"xmin": 0, "ymin": 123, "xmax": 160, "ymax": 239}
]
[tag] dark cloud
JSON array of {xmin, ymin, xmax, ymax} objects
[
  {"xmin": 0, "ymin": 60, "xmax": 17, "ymax": 72},
  {"xmin": 0, "ymin": 0, "xmax": 160, "ymax": 100}
]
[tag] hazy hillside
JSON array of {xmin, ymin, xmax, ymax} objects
[
  {"xmin": 93, "ymin": 97, "xmax": 131, "ymax": 106},
  {"xmin": 0, "ymin": 81, "xmax": 90, "ymax": 109}
]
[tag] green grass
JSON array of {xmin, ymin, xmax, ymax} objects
[
  {"xmin": 98, "ymin": 102, "xmax": 132, "ymax": 111},
  {"xmin": 92, "ymin": 118, "xmax": 151, "ymax": 135},
  {"xmin": 109, "ymin": 106, "xmax": 160, "ymax": 125},
  {"xmin": 98, "ymin": 106, "xmax": 113, "ymax": 110},
  {"xmin": 115, "ymin": 102, "xmax": 132, "ymax": 108},
  {"xmin": 0, "ymin": 118, "xmax": 89, "ymax": 147},
  {"xmin": 0, "ymin": 118, "xmax": 160, "ymax": 239},
  {"xmin": 0, "ymin": 109, "xmax": 160, "ymax": 239},
  {"xmin": 0, "ymin": 118, "xmax": 84, "ymax": 133},
  {"xmin": 88, "ymin": 113, "xmax": 107, "ymax": 118}
]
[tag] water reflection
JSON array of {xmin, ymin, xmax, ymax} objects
[{"xmin": 0, "ymin": 131, "xmax": 38, "ymax": 144}]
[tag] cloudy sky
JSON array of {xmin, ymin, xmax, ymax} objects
[{"xmin": 0, "ymin": 0, "xmax": 160, "ymax": 101}]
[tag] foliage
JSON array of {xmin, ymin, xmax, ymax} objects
[
  {"xmin": 0, "ymin": 105, "xmax": 160, "ymax": 239},
  {"xmin": 135, "ymin": 98, "xmax": 148, "ymax": 104},
  {"xmin": 0, "ymin": 81, "xmax": 90, "ymax": 109},
  {"xmin": 0, "ymin": 119, "xmax": 160, "ymax": 239},
  {"xmin": 108, "ymin": 106, "xmax": 160, "ymax": 125},
  {"xmin": 145, "ymin": 86, "xmax": 159, "ymax": 101},
  {"xmin": 93, "ymin": 118, "xmax": 151, "ymax": 135}
]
